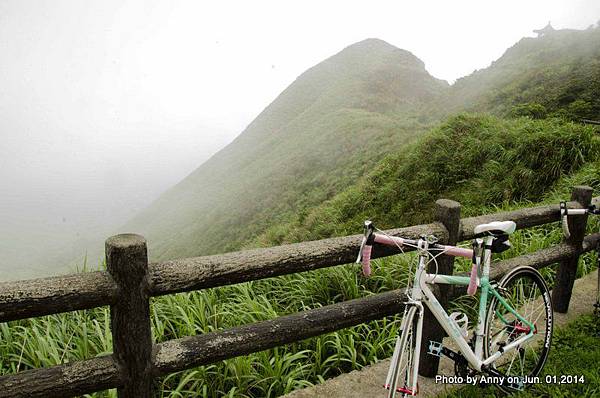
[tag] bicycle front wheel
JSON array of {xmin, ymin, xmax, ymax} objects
[
  {"xmin": 385, "ymin": 306, "xmax": 420, "ymax": 397},
  {"xmin": 484, "ymin": 266, "xmax": 553, "ymax": 393}
]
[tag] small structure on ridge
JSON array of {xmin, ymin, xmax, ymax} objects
[{"xmin": 534, "ymin": 22, "xmax": 555, "ymax": 37}]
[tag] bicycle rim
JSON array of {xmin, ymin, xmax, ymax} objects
[{"xmin": 484, "ymin": 266, "xmax": 553, "ymax": 393}]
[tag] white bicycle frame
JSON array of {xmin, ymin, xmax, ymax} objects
[{"xmin": 387, "ymin": 237, "xmax": 537, "ymax": 394}]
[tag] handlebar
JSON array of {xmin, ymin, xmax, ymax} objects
[
  {"xmin": 560, "ymin": 201, "xmax": 598, "ymax": 239},
  {"xmin": 356, "ymin": 221, "xmax": 375, "ymax": 276},
  {"xmin": 355, "ymin": 221, "xmax": 473, "ymax": 278}
]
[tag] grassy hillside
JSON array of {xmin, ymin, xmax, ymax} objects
[
  {"xmin": 251, "ymin": 114, "xmax": 600, "ymax": 246},
  {"xmin": 439, "ymin": 26, "xmax": 600, "ymax": 120},
  {"xmin": 124, "ymin": 38, "xmax": 449, "ymax": 261}
]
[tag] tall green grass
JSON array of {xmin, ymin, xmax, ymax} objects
[{"xmin": 0, "ymin": 254, "xmax": 413, "ymax": 397}]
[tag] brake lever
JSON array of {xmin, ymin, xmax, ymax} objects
[
  {"xmin": 356, "ymin": 220, "xmax": 374, "ymax": 263},
  {"xmin": 356, "ymin": 235, "xmax": 367, "ymax": 263},
  {"xmin": 560, "ymin": 201, "xmax": 571, "ymax": 239}
]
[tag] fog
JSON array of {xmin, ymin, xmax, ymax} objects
[{"xmin": 1, "ymin": 0, "xmax": 599, "ymax": 280}]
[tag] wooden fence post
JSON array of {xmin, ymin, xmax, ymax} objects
[
  {"xmin": 106, "ymin": 234, "xmax": 154, "ymax": 397},
  {"xmin": 552, "ymin": 185, "xmax": 593, "ymax": 313},
  {"xmin": 419, "ymin": 199, "xmax": 461, "ymax": 377}
]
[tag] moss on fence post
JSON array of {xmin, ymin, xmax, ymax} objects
[{"xmin": 106, "ymin": 234, "xmax": 154, "ymax": 397}]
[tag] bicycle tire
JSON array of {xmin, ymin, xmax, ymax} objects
[
  {"xmin": 386, "ymin": 306, "xmax": 420, "ymax": 398},
  {"xmin": 484, "ymin": 266, "xmax": 553, "ymax": 393}
]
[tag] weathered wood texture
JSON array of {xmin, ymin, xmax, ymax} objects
[
  {"xmin": 106, "ymin": 235, "xmax": 153, "ymax": 398},
  {"xmin": 553, "ymin": 186, "xmax": 593, "ymax": 313},
  {"xmin": 0, "ymin": 355, "xmax": 121, "ymax": 398},
  {"xmin": 459, "ymin": 200, "xmax": 581, "ymax": 241},
  {"xmin": 152, "ymin": 289, "xmax": 406, "ymax": 376},
  {"xmin": 0, "ymin": 272, "xmax": 117, "ymax": 323},
  {"xmin": 419, "ymin": 199, "xmax": 461, "ymax": 377},
  {"xmin": 148, "ymin": 223, "xmax": 446, "ymax": 297}
]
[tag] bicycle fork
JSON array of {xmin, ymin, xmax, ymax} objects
[{"xmin": 385, "ymin": 302, "xmax": 424, "ymax": 397}]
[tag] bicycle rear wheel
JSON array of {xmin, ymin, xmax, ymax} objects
[
  {"xmin": 385, "ymin": 306, "xmax": 420, "ymax": 397},
  {"xmin": 484, "ymin": 266, "xmax": 553, "ymax": 393}
]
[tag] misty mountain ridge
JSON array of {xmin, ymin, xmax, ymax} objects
[
  {"xmin": 441, "ymin": 26, "xmax": 600, "ymax": 117},
  {"xmin": 122, "ymin": 37, "xmax": 448, "ymax": 261}
]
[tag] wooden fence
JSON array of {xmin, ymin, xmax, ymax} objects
[{"xmin": 0, "ymin": 186, "xmax": 598, "ymax": 397}]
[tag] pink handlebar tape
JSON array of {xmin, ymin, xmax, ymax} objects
[
  {"xmin": 467, "ymin": 263, "xmax": 478, "ymax": 295},
  {"xmin": 374, "ymin": 234, "xmax": 404, "ymax": 246},
  {"xmin": 442, "ymin": 246, "xmax": 473, "ymax": 258},
  {"xmin": 361, "ymin": 245, "xmax": 372, "ymax": 276}
]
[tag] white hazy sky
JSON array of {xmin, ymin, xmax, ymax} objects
[{"xmin": 1, "ymin": 0, "xmax": 599, "ymax": 277}]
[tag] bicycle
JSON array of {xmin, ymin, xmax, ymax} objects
[
  {"xmin": 356, "ymin": 220, "xmax": 553, "ymax": 397},
  {"xmin": 560, "ymin": 200, "xmax": 600, "ymax": 315}
]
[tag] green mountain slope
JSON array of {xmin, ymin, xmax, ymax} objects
[
  {"xmin": 248, "ymin": 26, "xmax": 600, "ymax": 247},
  {"xmin": 124, "ymin": 39, "xmax": 449, "ymax": 260},
  {"xmin": 439, "ymin": 26, "xmax": 600, "ymax": 119},
  {"xmin": 252, "ymin": 114, "xmax": 600, "ymax": 246}
]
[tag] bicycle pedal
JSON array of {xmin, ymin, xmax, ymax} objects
[{"xmin": 428, "ymin": 340, "xmax": 443, "ymax": 357}]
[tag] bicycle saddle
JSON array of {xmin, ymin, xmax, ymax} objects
[{"xmin": 473, "ymin": 220, "xmax": 516, "ymax": 236}]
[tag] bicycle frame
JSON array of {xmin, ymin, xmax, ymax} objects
[{"xmin": 408, "ymin": 237, "xmax": 536, "ymax": 373}]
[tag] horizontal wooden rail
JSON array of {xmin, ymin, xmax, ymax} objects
[
  {"xmin": 461, "ymin": 196, "xmax": 600, "ymax": 241},
  {"xmin": 152, "ymin": 230, "xmax": 598, "ymax": 374},
  {"xmin": 0, "ymin": 272, "xmax": 117, "ymax": 323},
  {"xmin": 0, "ymin": 290, "xmax": 407, "ymax": 395},
  {"xmin": 149, "ymin": 197, "xmax": 598, "ymax": 298},
  {"xmin": 0, "ymin": 355, "xmax": 121, "ymax": 398},
  {"xmin": 490, "ymin": 232, "xmax": 600, "ymax": 278},
  {"xmin": 461, "ymin": 200, "xmax": 576, "ymax": 241},
  {"xmin": 153, "ymin": 288, "xmax": 406, "ymax": 375},
  {"xmin": 148, "ymin": 223, "xmax": 445, "ymax": 297},
  {"xmin": 0, "ymin": 224, "xmax": 440, "ymax": 324}
]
